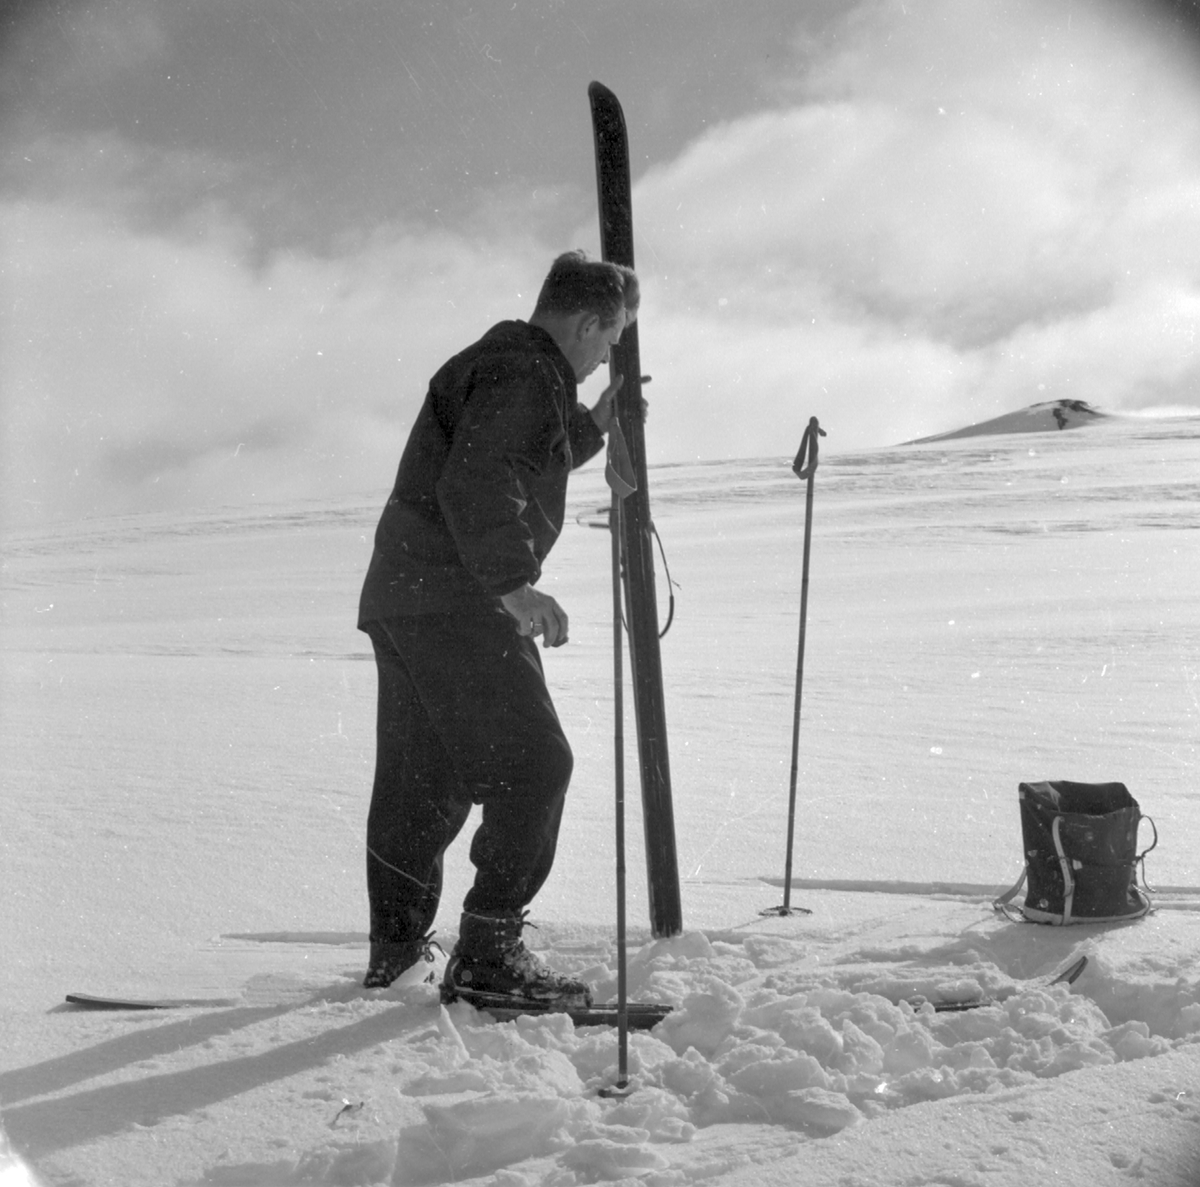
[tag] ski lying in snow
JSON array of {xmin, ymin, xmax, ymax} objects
[
  {"xmin": 481, "ymin": 1002, "xmax": 671, "ymax": 1030},
  {"xmin": 444, "ymin": 988, "xmax": 672, "ymax": 1030},
  {"xmin": 65, "ymin": 992, "xmax": 240, "ymax": 1010},
  {"xmin": 907, "ymin": 955, "xmax": 1089, "ymax": 1013}
]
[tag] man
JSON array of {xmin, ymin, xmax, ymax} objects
[{"xmin": 357, "ymin": 249, "xmax": 638, "ymax": 1007}]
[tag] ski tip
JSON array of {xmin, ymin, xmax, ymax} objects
[
  {"xmin": 588, "ymin": 81, "xmax": 624, "ymax": 119},
  {"xmin": 64, "ymin": 992, "xmax": 240, "ymax": 1010},
  {"xmin": 910, "ymin": 954, "xmax": 1090, "ymax": 1013},
  {"xmin": 1052, "ymin": 955, "xmax": 1089, "ymax": 986},
  {"xmin": 66, "ymin": 994, "xmax": 159, "ymax": 1010}
]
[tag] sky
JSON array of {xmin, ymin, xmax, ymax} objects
[{"xmin": 3, "ymin": 0, "xmax": 1200, "ymax": 527}]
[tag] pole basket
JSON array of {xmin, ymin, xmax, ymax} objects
[{"xmin": 760, "ymin": 903, "xmax": 813, "ymax": 917}]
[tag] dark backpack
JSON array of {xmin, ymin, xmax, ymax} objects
[{"xmin": 994, "ymin": 781, "xmax": 1156, "ymax": 924}]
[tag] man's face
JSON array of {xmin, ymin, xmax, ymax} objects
[{"xmin": 572, "ymin": 308, "xmax": 628, "ymax": 382}]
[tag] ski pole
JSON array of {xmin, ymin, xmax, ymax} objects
[
  {"xmin": 612, "ymin": 492, "xmax": 630, "ymax": 1090},
  {"xmin": 603, "ymin": 418, "xmax": 637, "ymax": 1095},
  {"xmin": 763, "ymin": 416, "xmax": 826, "ymax": 918}
]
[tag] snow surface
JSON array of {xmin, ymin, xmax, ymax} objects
[{"xmin": 2, "ymin": 415, "xmax": 1199, "ymax": 1186}]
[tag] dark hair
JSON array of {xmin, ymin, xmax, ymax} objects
[{"xmin": 533, "ymin": 249, "xmax": 639, "ymax": 328}]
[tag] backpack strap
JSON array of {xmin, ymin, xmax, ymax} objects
[
  {"xmin": 993, "ymin": 868, "xmax": 1028, "ymax": 922},
  {"xmin": 1137, "ymin": 815, "xmax": 1159, "ymax": 891},
  {"xmin": 993, "ymin": 818, "xmax": 1079, "ymax": 925},
  {"xmin": 1052, "ymin": 816, "xmax": 1077, "ymax": 925}
]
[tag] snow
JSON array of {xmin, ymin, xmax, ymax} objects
[{"xmin": 2, "ymin": 414, "xmax": 1199, "ymax": 1186}]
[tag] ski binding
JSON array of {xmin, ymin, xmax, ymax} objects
[{"xmin": 441, "ymin": 986, "xmax": 671, "ymax": 1029}]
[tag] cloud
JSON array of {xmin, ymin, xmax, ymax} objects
[
  {"xmin": 1, "ymin": 0, "xmax": 170, "ymax": 103},
  {"xmin": 628, "ymin": 0, "xmax": 1200, "ymax": 452},
  {"xmin": 61, "ymin": 0, "xmax": 171, "ymax": 78},
  {"xmin": 1, "ymin": 137, "xmax": 553, "ymax": 527}
]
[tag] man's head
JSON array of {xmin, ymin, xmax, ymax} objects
[
  {"xmin": 531, "ymin": 250, "xmax": 639, "ymax": 382},
  {"xmin": 534, "ymin": 249, "xmax": 639, "ymax": 328}
]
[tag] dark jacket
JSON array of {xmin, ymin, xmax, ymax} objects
[{"xmin": 358, "ymin": 320, "xmax": 605, "ymax": 623}]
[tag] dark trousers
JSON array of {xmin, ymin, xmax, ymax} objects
[{"xmin": 363, "ymin": 609, "xmax": 574, "ymax": 944}]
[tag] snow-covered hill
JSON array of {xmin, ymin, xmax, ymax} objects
[{"xmin": 903, "ymin": 399, "xmax": 1108, "ymax": 443}]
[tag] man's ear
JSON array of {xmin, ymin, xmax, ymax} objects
[{"xmin": 577, "ymin": 312, "xmax": 601, "ymax": 340}]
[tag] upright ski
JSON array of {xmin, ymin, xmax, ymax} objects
[{"xmin": 589, "ymin": 81, "xmax": 682, "ymax": 937}]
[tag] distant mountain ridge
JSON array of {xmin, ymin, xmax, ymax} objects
[{"xmin": 905, "ymin": 399, "xmax": 1107, "ymax": 444}]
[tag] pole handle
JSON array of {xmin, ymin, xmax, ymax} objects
[{"xmin": 792, "ymin": 417, "xmax": 827, "ymax": 481}]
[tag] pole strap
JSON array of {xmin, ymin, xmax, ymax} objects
[
  {"xmin": 793, "ymin": 416, "xmax": 827, "ymax": 480},
  {"xmin": 605, "ymin": 420, "xmax": 637, "ymax": 498}
]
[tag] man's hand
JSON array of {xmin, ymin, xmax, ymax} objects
[
  {"xmin": 500, "ymin": 584, "xmax": 569, "ymax": 648},
  {"xmin": 589, "ymin": 373, "xmax": 624, "ymax": 434},
  {"xmin": 590, "ymin": 373, "xmax": 651, "ymax": 434}
]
